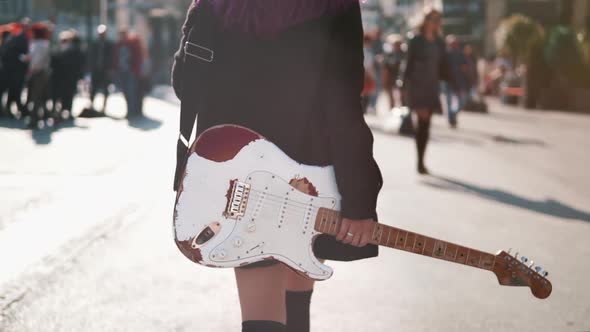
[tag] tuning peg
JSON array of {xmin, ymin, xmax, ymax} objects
[
  {"xmin": 514, "ymin": 251, "xmax": 519, "ymax": 259},
  {"xmin": 520, "ymin": 256, "xmax": 528, "ymax": 263},
  {"xmin": 534, "ymin": 266, "xmax": 543, "ymax": 273},
  {"xmin": 507, "ymin": 248, "xmax": 512, "ymax": 254},
  {"xmin": 542, "ymin": 271, "xmax": 549, "ymax": 277},
  {"xmin": 528, "ymin": 261, "xmax": 534, "ymax": 268}
]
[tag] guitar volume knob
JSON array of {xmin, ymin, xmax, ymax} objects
[
  {"xmin": 233, "ymin": 238, "xmax": 244, "ymax": 247},
  {"xmin": 218, "ymin": 249, "xmax": 227, "ymax": 259}
]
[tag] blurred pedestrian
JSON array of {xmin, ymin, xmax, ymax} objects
[
  {"xmin": 463, "ymin": 43, "xmax": 479, "ymax": 100},
  {"xmin": 113, "ymin": 29, "xmax": 144, "ymax": 118},
  {"xmin": 27, "ymin": 25, "xmax": 51, "ymax": 128},
  {"xmin": 402, "ymin": 8, "xmax": 451, "ymax": 174},
  {"xmin": 362, "ymin": 34, "xmax": 377, "ymax": 114},
  {"xmin": 0, "ymin": 30, "xmax": 12, "ymax": 116},
  {"xmin": 137, "ymin": 34, "xmax": 152, "ymax": 115},
  {"xmin": 88, "ymin": 25, "xmax": 113, "ymax": 113},
  {"xmin": 51, "ymin": 30, "xmax": 85, "ymax": 119},
  {"xmin": 2, "ymin": 18, "xmax": 31, "ymax": 118},
  {"xmin": 382, "ymin": 34, "xmax": 405, "ymax": 110},
  {"xmin": 370, "ymin": 29, "xmax": 384, "ymax": 111},
  {"xmin": 443, "ymin": 35, "xmax": 467, "ymax": 127}
]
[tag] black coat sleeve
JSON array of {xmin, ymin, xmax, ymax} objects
[
  {"xmin": 323, "ymin": 4, "xmax": 382, "ymax": 220},
  {"xmin": 171, "ymin": 2, "xmax": 198, "ymax": 99}
]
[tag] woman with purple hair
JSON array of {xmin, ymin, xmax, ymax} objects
[{"xmin": 172, "ymin": 1, "xmax": 382, "ymax": 331}]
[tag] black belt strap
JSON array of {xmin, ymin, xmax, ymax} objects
[{"xmin": 174, "ymin": 2, "xmax": 215, "ymax": 191}]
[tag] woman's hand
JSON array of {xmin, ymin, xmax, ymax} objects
[{"xmin": 336, "ymin": 218, "xmax": 375, "ymax": 247}]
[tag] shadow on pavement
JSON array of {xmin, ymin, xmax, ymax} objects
[
  {"xmin": 458, "ymin": 127, "xmax": 547, "ymax": 147},
  {"xmin": 422, "ymin": 175, "xmax": 590, "ymax": 223},
  {"xmin": 430, "ymin": 124, "xmax": 547, "ymax": 147},
  {"xmin": 127, "ymin": 115, "xmax": 162, "ymax": 131},
  {"xmin": 1, "ymin": 116, "xmax": 88, "ymax": 145}
]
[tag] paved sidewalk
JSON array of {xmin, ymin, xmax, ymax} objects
[{"xmin": 1, "ymin": 95, "xmax": 590, "ymax": 331}]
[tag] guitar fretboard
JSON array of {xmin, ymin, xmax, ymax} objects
[{"xmin": 314, "ymin": 208, "xmax": 496, "ymax": 271}]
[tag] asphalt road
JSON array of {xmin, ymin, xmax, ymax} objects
[{"xmin": 1, "ymin": 93, "xmax": 589, "ymax": 332}]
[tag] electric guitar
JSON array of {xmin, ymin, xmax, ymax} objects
[{"xmin": 173, "ymin": 125, "xmax": 552, "ymax": 299}]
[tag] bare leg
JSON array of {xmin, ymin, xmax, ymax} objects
[{"xmin": 235, "ymin": 264, "xmax": 288, "ymax": 324}]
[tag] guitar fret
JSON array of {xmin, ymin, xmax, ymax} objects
[
  {"xmin": 331, "ymin": 210, "xmax": 335, "ymax": 234},
  {"xmin": 398, "ymin": 231, "xmax": 407, "ymax": 248},
  {"xmin": 378, "ymin": 226, "xmax": 384, "ymax": 245},
  {"xmin": 333, "ymin": 211, "xmax": 339, "ymax": 235},
  {"xmin": 386, "ymin": 228, "xmax": 392, "ymax": 247}
]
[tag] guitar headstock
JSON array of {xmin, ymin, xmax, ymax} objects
[{"xmin": 492, "ymin": 250, "xmax": 552, "ymax": 299}]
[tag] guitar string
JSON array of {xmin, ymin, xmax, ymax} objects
[
  {"xmin": 246, "ymin": 188, "xmax": 336, "ymax": 210},
  {"xmin": 236, "ymin": 190, "xmax": 336, "ymax": 227},
  {"xmin": 247, "ymin": 191, "xmax": 333, "ymax": 213}
]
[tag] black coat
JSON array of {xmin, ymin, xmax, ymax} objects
[
  {"xmin": 1, "ymin": 32, "xmax": 29, "ymax": 75},
  {"xmin": 87, "ymin": 39, "xmax": 114, "ymax": 74},
  {"xmin": 51, "ymin": 45, "xmax": 85, "ymax": 94},
  {"xmin": 403, "ymin": 34, "xmax": 452, "ymax": 112},
  {"xmin": 172, "ymin": 2, "xmax": 382, "ymax": 261}
]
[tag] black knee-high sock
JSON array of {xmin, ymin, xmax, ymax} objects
[
  {"xmin": 286, "ymin": 290, "xmax": 313, "ymax": 332},
  {"xmin": 242, "ymin": 320, "xmax": 286, "ymax": 332},
  {"xmin": 415, "ymin": 118, "xmax": 431, "ymax": 169}
]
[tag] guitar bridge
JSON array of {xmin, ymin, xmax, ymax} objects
[{"xmin": 224, "ymin": 180, "xmax": 251, "ymax": 219}]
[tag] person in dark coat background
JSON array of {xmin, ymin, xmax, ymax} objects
[
  {"xmin": 403, "ymin": 8, "xmax": 452, "ymax": 175},
  {"xmin": 2, "ymin": 18, "xmax": 31, "ymax": 118},
  {"xmin": 51, "ymin": 30, "xmax": 85, "ymax": 119},
  {"xmin": 0, "ymin": 30, "xmax": 12, "ymax": 116},
  {"xmin": 444, "ymin": 35, "xmax": 468, "ymax": 127},
  {"xmin": 112, "ymin": 29, "xmax": 144, "ymax": 118},
  {"xmin": 172, "ymin": 1, "xmax": 382, "ymax": 331},
  {"xmin": 88, "ymin": 25, "xmax": 114, "ymax": 113}
]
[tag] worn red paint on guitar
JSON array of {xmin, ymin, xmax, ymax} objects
[{"xmin": 192, "ymin": 125, "xmax": 263, "ymax": 162}]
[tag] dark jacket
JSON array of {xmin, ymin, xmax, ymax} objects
[
  {"xmin": 1, "ymin": 32, "xmax": 29, "ymax": 74},
  {"xmin": 88, "ymin": 39, "xmax": 114, "ymax": 73},
  {"xmin": 52, "ymin": 44, "xmax": 85, "ymax": 88},
  {"xmin": 172, "ymin": 2, "xmax": 382, "ymax": 261},
  {"xmin": 403, "ymin": 34, "xmax": 453, "ymax": 111},
  {"xmin": 403, "ymin": 34, "xmax": 451, "ymax": 84},
  {"xmin": 112, "ymin": 38, "xmax": 143, "ymax": 77}
]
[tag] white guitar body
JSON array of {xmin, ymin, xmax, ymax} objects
[{"xmin": 174, "ymin": 125, "xmax": 340, "ymax": 280}]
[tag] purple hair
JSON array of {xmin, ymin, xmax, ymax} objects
[{"xmin": 196, "ymin": 0, "xmax": 360, "ymax": 36}]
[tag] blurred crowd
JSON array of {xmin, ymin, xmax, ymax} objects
[
  {"xmin": 361, "ymin": 28, "xmax": 483, "ymax": 123},
  {"xmin": 0, "ymin": 18, "xmax": 152, "ymax": 129}
]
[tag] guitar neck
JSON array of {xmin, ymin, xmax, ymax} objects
[{"xmin": 314, "ymin": 208, "xmax": 496, "ymax": 271}]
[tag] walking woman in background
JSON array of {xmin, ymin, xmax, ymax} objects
[
  {"xmin": 172, "ymin": 1, "xmax": 382, "ymax": 331},
  {"xmin": 403, "ymin": 9, "xmax": 451, "ymax": 174},
  {"xmin": 26, "ymin": 25, "xmax": 51, "ymax": 128}
]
